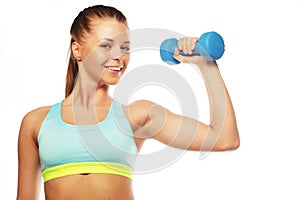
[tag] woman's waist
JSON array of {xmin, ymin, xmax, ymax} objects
[{"xmin": 44, "ymin": 173, "xmax": 134, "ymax": 200}]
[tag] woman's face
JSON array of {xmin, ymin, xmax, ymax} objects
[{"xmin": 76, "ymin": 18, "xmax": 130, "ymax": 86}]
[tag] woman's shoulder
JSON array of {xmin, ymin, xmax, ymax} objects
[
  {"xmin": 24, "ymin": 105, "xmax": 52, "ymax": 121},
  {"xmin": 123, "ymin": 99, "xmax": 157, "ymax": 114},
  {"xmin": 122, "ymin": 100, "xmax": 158, "ymax": 126},
  {"xmin": 125, "ymin": 99, "xmax": 156, "ymax": 108},
  {"xmin": 126, "ymin": 99, "xmax": 167, "ymax": 114},
  {"xmin": 20, "ymin": 105, "xmax": 54, "ymax": 138}
]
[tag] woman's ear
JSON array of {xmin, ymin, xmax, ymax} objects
[{"xmin": 71, "ymin": 42, "xmax": 82, "ymax": 61}]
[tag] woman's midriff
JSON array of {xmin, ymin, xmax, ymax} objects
[{"xmin": 44, "ymin": 173, "xmax": 134, "ymax": 200}]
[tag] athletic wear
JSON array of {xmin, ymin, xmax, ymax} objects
[{"xmin": 38, "ymin": 99, "xmax": 138, "ymax": 182}]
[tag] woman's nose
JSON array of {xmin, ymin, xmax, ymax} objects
[{"xmin": 111, "ymin": 47, "xmax": 125, "ymax": 62}]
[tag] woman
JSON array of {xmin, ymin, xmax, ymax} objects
[{"xmin": 17, "ymin": 5, "xmax": 239, "ymax": 200}]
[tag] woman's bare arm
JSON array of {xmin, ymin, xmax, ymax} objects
[
  {"xmin": 17, "ymin": 109, "xmax": 43, "ymax": 200},
  {"xmin": 136, "ymin": 37, "xmax": 239, "ymax": 152}
]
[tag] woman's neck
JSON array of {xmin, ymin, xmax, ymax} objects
[{"xmin": 66, "ymin": 76, "xmax": 111, "ymax": 109}]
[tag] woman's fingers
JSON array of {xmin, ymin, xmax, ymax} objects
[
  {"xmin": 177, "ymin": 37, "xmax": 198, "ymax": 55},
  {"xmin": 173, "ymin": 37, "xmax": 202, "ymax": 64}
]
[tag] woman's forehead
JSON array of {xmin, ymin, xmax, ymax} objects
[{"xmin": 90, "ymin": 19, "xmax": 129, "ymax": 41}]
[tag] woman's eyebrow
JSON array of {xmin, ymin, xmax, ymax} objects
[
  {"xmin": 98, "ymin": 38, "xmax": 130, "ymax": 44},
  {"xmin": 123, "ymin": 41, "xmax": 130, "ymax": 44},
  {"xmin": 98, "ymin": 38, "xmax": 114, "ymax": 43}
]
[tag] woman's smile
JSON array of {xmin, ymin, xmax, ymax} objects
[{"xmin": 104, "ymin": 65, "xmax": 124, "ymax": 74}]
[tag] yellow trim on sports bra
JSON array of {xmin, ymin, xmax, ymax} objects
[{"xmin": 42, "ymin": 162, "xmax": 132, "ymax": 183}]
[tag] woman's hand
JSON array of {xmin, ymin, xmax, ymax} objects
[{"xmin": 173, "ymin": 37, "xmax": 213, "ymax": 68}]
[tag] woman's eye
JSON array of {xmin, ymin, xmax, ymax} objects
[
  {"xmin": 99, "ymin": 44, "xmax": 111, "ymax": 49},
  {"xmin": 121, "ymin": 46, "xmax": 130, "ymax": 52}
]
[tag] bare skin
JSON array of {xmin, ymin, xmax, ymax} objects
[
  {"xmin": 44, "ymin": 174, "xmax": 134, "ymax": 200},
  {"xmin": 17, "ymin": 18, "xmax": 239, "ymax": 200}
]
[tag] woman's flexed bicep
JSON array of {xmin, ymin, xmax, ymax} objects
[
  {"xmin": 17, "ymin": 111, "xmax": 42, "ymax": 200},
  {"xmin": 143, "ymin": 103, "xmax": 207, "ymax": 151},
  {"xmin": 145, "ymin": 102, "xmax": 238, "ymax": 152}
]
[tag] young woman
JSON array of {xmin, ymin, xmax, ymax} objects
[{"xmin": 17, "ymin": 5, "xmax": 239, "ymax": 200}]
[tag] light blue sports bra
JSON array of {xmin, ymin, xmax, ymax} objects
[{"xmin": 38, "ymin": 99, "xmax": 138, "ymax": 182}]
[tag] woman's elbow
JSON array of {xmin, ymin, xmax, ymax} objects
[
  {"xmin": 215, "ymin": 129, "xmax": 240, "ymax": 151},
  {"xmin": 224, "ymin": 136, "xmax": 240, "ymax": 150}
]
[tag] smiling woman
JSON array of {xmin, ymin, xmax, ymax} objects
[{"xmin": 16, "ymin": 4, "xmax": 239, "ymax": 200}]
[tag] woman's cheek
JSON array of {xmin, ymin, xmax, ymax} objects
[{"xmin": 82, "ymin": 48, "xmax": 111, "ymax": 78}]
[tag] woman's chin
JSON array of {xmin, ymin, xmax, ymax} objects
[{"xmin": 99, "ymin": 78, "xmax": 120, "ymax": 86}]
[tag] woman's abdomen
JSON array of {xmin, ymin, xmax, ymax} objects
[{"xmin": 44, "ymin": 173, "xmax": 134, "ymax": 200}]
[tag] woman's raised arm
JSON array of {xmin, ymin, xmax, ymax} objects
[{"xmin": 137, "ymin": 37, "xmax": 239, "ymax": 152}]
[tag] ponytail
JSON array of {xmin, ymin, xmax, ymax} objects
[{"xmin": 65, "ymin": 39, "xmax": 78, "ymax": 98}]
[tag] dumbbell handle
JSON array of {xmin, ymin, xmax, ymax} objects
[
  {"xmin": 160, "ymin": 31, "xmax": 225, "ymax": 65},
  {"xmin": 179, "ymin": 42, "xmax": 210, "ymax": 57}
]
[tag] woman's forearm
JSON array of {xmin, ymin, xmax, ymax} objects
[{"xmin": 197, "ymin": 60, "xmax": 239, "ymax": 151}]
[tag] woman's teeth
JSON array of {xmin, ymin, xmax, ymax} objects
[{"xmin": 105, "ymin": 66, "xmax": 123, "ymax": 71}]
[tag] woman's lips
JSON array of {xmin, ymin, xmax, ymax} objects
[{"xmin": 104, "ymin": 65, "xmax": 123, "ymax": 74}]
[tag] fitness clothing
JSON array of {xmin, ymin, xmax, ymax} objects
[{"xmin": 38, "ymin": 99, "xmax": 138, "ymax": 183}]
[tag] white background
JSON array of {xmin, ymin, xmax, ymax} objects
[{"xmin": 1, "ymin": 0, "xmax": 300, "ymax": 199}]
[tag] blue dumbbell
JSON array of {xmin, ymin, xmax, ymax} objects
[{"xmin": 160, "ymin": 31, "xmax": 225, "ymax": 65}]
